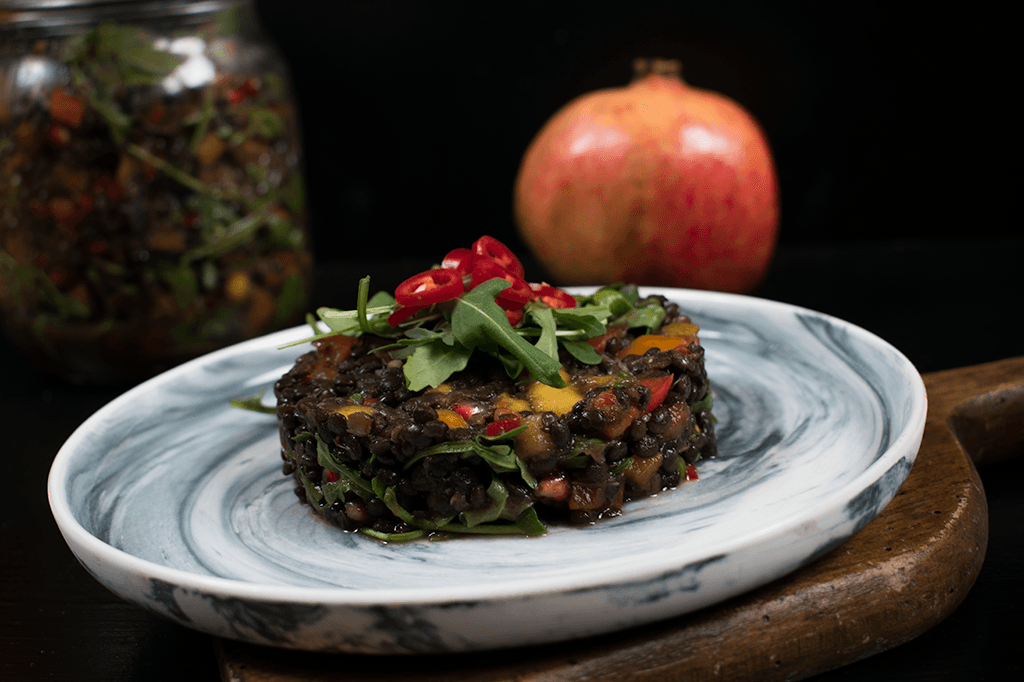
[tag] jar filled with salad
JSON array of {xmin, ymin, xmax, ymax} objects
[{"xmin": 0, "ymin": 0, "xmax": 311, "ymax": 384}]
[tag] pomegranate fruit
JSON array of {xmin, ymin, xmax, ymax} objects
[{"xmin": 514, "ymin": 58, "xmax": 779, "ymax": 293}]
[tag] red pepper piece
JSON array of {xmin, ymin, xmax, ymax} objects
[
  {"xmin": 440, "ymin": 247, "xmax": 475, "ymax": 276},
  {"xmin": 472, "ymin": 235, "xmax": 525, "ymax": 279},
  {"xmin": 451, "ymin": 402, "xmax": 478, "ymax": 420},
  {"xmin": 505, "ymin": 308, "xmax": 524, "ymax": 327},
  {"xmin": 47, "ymin": 123, "xmax": 71, "ymax": 147},
  {"xmin": 535, "ymin": 474, "xmax": 570, "ymax": 502},
  {"xmin": 685, "ymin": 463, "xmax": 699, "ymax": 481},
  {"xmin": 486, "ymin": 412, "xmax": 522, "ymax": 438},
  {"xmin": 637, "ymin": 374, "xmax": 673, "ymax": 414},
  {"xmin": 387, "ymin": 304, "xmax": 427, "ymax": 327},
  {"xmin": 395, "ymin": 268, "xmax": 464, "ymax": 307},
  {"xmin": 326, "ymin": 470, "xmax": 340, "ymax": 483},
  {"xmin": 529, "ymin": 282, "xmax": 576, "ymax": 309},
  {"xmin": 471, "ymin": 259, "xmax": 531, "ymax": 309},
  {"xmin": 49, "ymin": 88, "xmax": 85, "ymax": 128}
]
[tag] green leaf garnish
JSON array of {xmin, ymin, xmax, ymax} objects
[
  {"xmin": 690, "ymin": 389, "xmax": 714, "ymax": 414},
  {"xmin": 452, "ymin": 279, "xmax": 566, "ymax": 388},
  {"xmin": 316, "ymin": 435, "xmax": 374, "ymax": 501},
  {"xmin": 611, "ymin": 457, "xmax": 634, "ymax": 474},
  {"xmin": 359, "ymin": 528, "xmax": 428, "ymax": 543},
  {"xmin": 560, "ymin": 339, "xmax": 603, "ymax": 365},
  {"xmin": 527, "ymin": 305, "xmax": 559, "ymax": 361},
  {"xmin": 230, "ymin": 393, "xmax": 276, "ymax": 414},
  {"xmin": 403, "ymin": 339, "xmax": 473, "ymax": 392}
]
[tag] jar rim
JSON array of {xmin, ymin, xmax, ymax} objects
[{"xmin": 1, "ymin": 0, "xmax": 248, "ymax": 33}]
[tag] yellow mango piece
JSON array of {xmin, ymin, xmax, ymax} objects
[
  {"xmin": 616, "ymin": 334, "xmax": 698, "ymax": 359},
  {"xmin": 528, "ymin": 368, "xmax": 584, "ymax": 416},
  {"xmin": 660, "ymin": 322, "xmax": 700, "ymax": 336},
  {"xmin": 435, "ymin": 409, "xmax": 469, "ymax": 429},
  {"xmin": 514, "ymin": 413, "xmax": 558, "ymax": 461},
  {"xmin": 333, "ymin": 404, "xmax": 376, "ymax": 418},
  {"xmin": 623, "ymin": 454, "xmax": 664, "ymax": 486},
  {"xmin": 578, "ymin": 374, "xmax": 622, "ymax": 389},
  {"xmin": 495, "ymin": 393, "xmax": 531, "ymax": 413}
]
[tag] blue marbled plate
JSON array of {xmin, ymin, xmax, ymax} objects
[{"xmin": 48, "ymin": 287, "xmax": 926, "ymax": 654}]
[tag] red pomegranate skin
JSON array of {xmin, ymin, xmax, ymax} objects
[{"xmin": 514, "ymin": 66, "xmax": 779, "ymax": 293}]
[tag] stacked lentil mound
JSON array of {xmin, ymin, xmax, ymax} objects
[{"xmin": 274, "ymin": 295, "xmax": 716, "ymax": 539}]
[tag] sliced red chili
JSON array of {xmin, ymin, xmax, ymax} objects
[
  {"xmin": 529, "ymin": 282, "xmax": 577, "ymax": 309},
  {"xmin": 440, "ymin": 247, "xmax": 475, "ymax": 276},
  {"xmin": 451, "ymin": 402, "xmax": 479, "ymax": 420},
  {"xmin": 505, "ymin": 308, "xmax": 524, "ymax": 327},
  {"xmin": 684, "ymin": 463, "xmax": 699, "ymax": 481},
  {"xmin": 471, "ymin": 259, "xmax": 531, "ymax": 309},
  {"xmin": 472, "ymin": 235, "xmax": 525, "ymax": 279},
  {"xmin": 387, "ymin": 304, "xmax": 427, "ymax": 327},
  {"xmin": 394, "ymin": 268, "xmax": 464, "ymax": 307},
  {"xmin": 486, "ymin": 413, "xmax": 522, "ymax": 438}
]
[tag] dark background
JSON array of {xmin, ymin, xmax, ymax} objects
[{"xmin": 252, "ymin": 0, "xmax": 1015, "ymax": 264}]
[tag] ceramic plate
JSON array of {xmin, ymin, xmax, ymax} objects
[{"xmin": 48, "ymin": 287, "xmax": 926, "ymax": 654}]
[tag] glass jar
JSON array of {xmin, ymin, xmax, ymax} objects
[{"xmin": 0, "ymin": 0, "xmax": 312, "ymax": 385}]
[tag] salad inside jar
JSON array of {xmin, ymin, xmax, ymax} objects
[{"xmin": 0, "ymin": 5, "xmax": 310, "ymax": 384}]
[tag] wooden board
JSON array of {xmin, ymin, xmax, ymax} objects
[{"xmin": 215, "ymin": 357, "xmax": 1024, "ymax": 682}]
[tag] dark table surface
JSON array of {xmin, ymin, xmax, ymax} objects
[{"xmin": 3, "ymin": 238, "xmax": 1022, "ymax": 681}]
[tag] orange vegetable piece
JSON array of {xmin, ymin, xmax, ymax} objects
[
  {"xmin": 616, "ymin": 334, "xmax": 699, "ymax": 359},
  {"xmin": 660, "ymin": 322, "xmax": 700, "ymax": 336},
  {"xmin": 436, "ymin": 409, "xmax": 469, "ymax": 430},
  {"xmin": 49, "ymin": 88, "xmax": 85, "ymax": 128}
]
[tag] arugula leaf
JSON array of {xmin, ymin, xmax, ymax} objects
[
  {"xmin": 459, "ymin": 476, "xmax": 509, "ymax": 527},
  {"xmin": 514, "ymin": 507, "xmax": 547, "ymax": 536},
  {"xmin": 560, "ymin": 338, "xmax": 603, "ymax": 365},
  {"xmin": 404, "ymin": 339, "xmax": 473, "ymax": 392},
  {"xmin": 315, "ymin": 435, "xmax": 374, "ymax": 500},
  {"xmin": 85, "ymin": 93, "xmax": 133, "ymax": 143},
  {"xmin": 611, "ymin": 457, "xmax": 634, "ymax": 474},
  {"xmin": 403, "ymin": 426, "xmax": 537, "ymax": 489},
  {"xmin": 689, "ymin": 387, "xmax": 713, "ymax": 413},
  {"xmin": 617, "ymin": 301, "xmax": 667, "ymax": 333},
  {"xmin": 355, "ymin": 276, "xmax": 372, "ymax": 333},
  {"xmin": 528, "ymin": 306, "xmax": 559, "ymax": 361},
  {"xmin": 550, "ymin": 307, "xmax": 610, "ymax": 337},
  {"xmin": 452, "ymin": 279, "xmax": 565, "ymax": 388},
  {"xmin": 301, "ymin": 475, "xmax": 325, "ymax": 509},
  {"xmin": 359, "ymin": 528, "xmax": 428, "ymax": 543},
  {"xmin": 121, "ymin": 44, "xmax": 184, "ymax": 77},
  {"xmin": 229, "ymin": 393, "xmax": 276, "ymax": 414}
]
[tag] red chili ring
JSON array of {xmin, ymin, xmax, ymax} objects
[
  {"xmin": 529, "ymin": 282, "xmax": 577, "ymax": 309},
  {"xmin": 472, "ymin": 235, "xmax": 525, "ymax": 279},
  {"xmin": 394, "ymin": 268, "xmax": 464, "ymax": 307},
  {"xmin": 471, "ymin": 259, "xmax": 531, "ymax": 309},
  {"xmin": 387, "ymin": 304, "xmax": 427, "ymax": 327},
  {"xmin": 505, "ymin": 308, "xmax": 524, "ymax": 327},
  {"xmin": 440, "ymin": 247, "xmax": 475, "ymax": 276}
]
